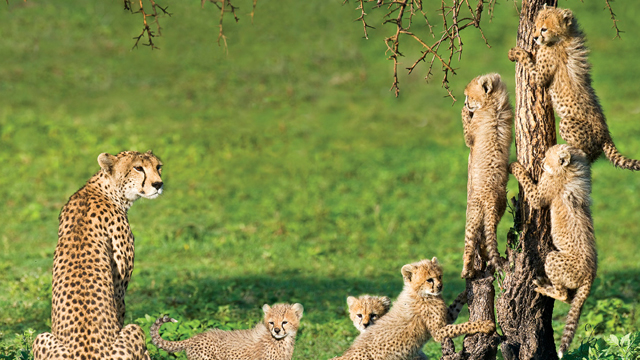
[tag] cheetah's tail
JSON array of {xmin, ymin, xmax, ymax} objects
[
  {"xmin": 603, "ymin": 139, "xmax": 640, "ymax": 171},
  {"xmin": 446, "ymin": 289, "xmax": 468, "ymax": 324},
  {"xmin": 150, "ymin": 315, "xmax": 191, "ymax": 353},
  {"xmin": 558, "ymin": 282, "xmax": 592, "ymax": 358}
]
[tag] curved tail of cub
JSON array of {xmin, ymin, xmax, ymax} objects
[
  {"xmin": 603, "ymin": 139, "xmax": 640, "ymax": 171},
  {"xmin": 558, "ymin": 282, "xmax": 592, "ymax": 358},
  {"xmin": 150, "ymin": 315, "xmax": 191, "ymax": 353}
]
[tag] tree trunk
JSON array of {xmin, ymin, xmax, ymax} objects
[{"xmin": 496, "ymin": 0, "xmax": 558, "ymax": 359}]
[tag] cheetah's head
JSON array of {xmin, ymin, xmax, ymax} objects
[
  {"xmin": 463, "ymin": 73, "xmax": 509, "ymax": 114},
  {"xmin": 347, "ymin": 295, "xmax": 391, "ymax": 332},
  {"xmin": 401, "ymin": 257, "xmax": 444, "ymax": 297},
  {"xmin": 263, "ymin": 303, "xmax": 304, "ymax": 340},
  {"xmin": 98, "ymin": 150, "xmax": 164, "ymax": 202},
  {"xmin": 542, "ymin": 144, "xmax": 589, "ymax": 176},
  {"xmin": 533, "ymin": 6, "xmax": 576, "ymax": 46}
]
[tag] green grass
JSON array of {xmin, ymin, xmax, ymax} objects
[{"xmin": 1, "ymin": 0, "xmax": 639, "ymax": 358}]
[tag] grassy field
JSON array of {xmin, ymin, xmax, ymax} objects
[{"xmin": 1, "ymin": 0, "xmax": 639, "ymax": 358}]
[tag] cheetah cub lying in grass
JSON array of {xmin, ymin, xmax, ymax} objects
[
  {"xmin": 346, "ymin": 291, "xmax": 468, "ymax": 360},
  {"xmin": 509, "ymin": 144, "xmax": 596, "ymax": 358},
  {"xmin": 509, "ymin": 6, "xmax": 640, "ymax": 170},
  {"xmin": 334, "ymin": 258, "xmax": 493, "ymax": 360},
  {"xmin": 461, "ymin": 73, "xmax": 513, "ymax": 278},
  {"xmin": 151, "ymin": 303, "xmax": 303, "ymax": 360}
]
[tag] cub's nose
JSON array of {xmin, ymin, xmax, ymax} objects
[
  {"xmin": 152, "ymin": 181, "xmax": 164, "ymax": 190},
  {"xmin": 274, "ymin": 328, "xmax": 281, "ymax": 334},
  {"xmin": 362, "ymin": 322, "xmax": 370, "ymax": 328}
]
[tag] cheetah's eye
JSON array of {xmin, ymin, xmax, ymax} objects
[
  {"xmin": 357, "ymin": 314, "xmax": 363, "ymax": 319},
  {"xmin": 541, "ymin": 28, "xmax": 547, "ymax": 33},
  {"xmin": 134, "ymin": 166, "xmax": 144, "ymax": 172},
  {"xmin": 269, "ymin": 321, "xmax": 274, "ymax": 325},
  {"xmin": 282, "ymin": 321, "xmax": 288, "ymax": 325},
  {"xmin": 427, "ymin": 279, "xmax": 434, "ymax": 283},
  {"xmin": 157, "ymin": 165, "xmax": 162, "ymax": 172},
  {"xmin": 370, "ymin": 314, "xmax": 377, "ymax": 319}
]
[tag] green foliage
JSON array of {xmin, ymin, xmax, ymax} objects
[
  {"xmin": 0, "ymin": 0, "xmax": 639, "ymax": 359},
  {"xmin": 564, "ymin": 330, "xmax": 640, "ymax": 360},
  {"xmin": 0, "ymin": 330, "xmax": 35, "ymax": 360}
]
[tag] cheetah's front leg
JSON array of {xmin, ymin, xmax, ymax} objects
[{"xmin": 105, "ymin": 324, "xmax": 151, "ymax": 360}]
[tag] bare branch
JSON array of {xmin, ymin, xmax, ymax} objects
[
  {"xmin": 604, "ymin": 0, "xmax": 623, "ymax": 39},
  {"xmin": 126, "ymin": 0, "xmax": 171, "ymax": 50}
]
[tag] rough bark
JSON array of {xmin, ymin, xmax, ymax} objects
[{"xmin": 496, "ymin": 0, "xmax": 559, "ymax": 359}]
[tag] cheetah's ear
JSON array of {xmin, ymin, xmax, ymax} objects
[
  {"xmin": 262, "ymin": 304, "xmax": 271, "ymax": 314},
  {"xmin": 558, "ymin": 150, "xmax": 571, "ymax": 167},
  {"xmin": 480, "ymin": 76, "xmax": 493, "ymax": 94},
  {"xmin": 401, "ymin": 264, "xmax": 415, "ymax": 282},
  {"xmin": 380, "ymin": 296, "xmax": 391, "ymax": 311},
  {"xmin": 98, "ymin": 153, "xmax": 117, "ymax": 175},
  {"xmin": 431, "ymin": 257, "xmax": 440, "ymax": 265},
  {"xmin": 347, "ymin": 296, "xmax": 357, "ymax": 308},
  {"xmin": 292, "ymin": 303, "xmax": 304, "ymax": 319},
  {"xmin": 146, "ymin": 150, "xmax": 154, "ymax": 155},
  {"xmin": 561, "ymin": 9, "xmax": 573, "ymax": 26}
]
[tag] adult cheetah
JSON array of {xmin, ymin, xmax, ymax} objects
[{"xmin": 32, "ymin": 150, "xmax": 164, "ymax": 360}]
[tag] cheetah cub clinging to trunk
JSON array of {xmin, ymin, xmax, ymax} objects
[
  {"xmin": 461, "ymin": 73, "xmax": 513, "ymax": 278},
  {"xmin": 509, "ymin": 5, "xmax": 640, "ymax": 170},
  {"xmin": 334, "ymin": 258, "xmax": 494, "ymax": 360},
  {"xmin": 151, "ymin": 303, "xmax": 303, "ymax": 360},
  {"xmin": 509, "ymin": 144, "xmax": 597, "ymax": 358}
]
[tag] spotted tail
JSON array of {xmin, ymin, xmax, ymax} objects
[
  {"xmin": 446, "ymin": 289, "xmax": 468, "ymax": 324},
  {"xmin": 558, "ymin": 282, "xmax": 592, "ymax": 358},
  {"xmin": 603, "ymin": 139, "xmax": 640, "ymax": 171},
  {"xmin": 150, "ymin": 315, "xmax": 192, "ymax": 353}
]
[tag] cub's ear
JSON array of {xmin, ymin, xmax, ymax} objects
[
  {"xmin": 558, "ymin": 150, "xmax": 571, "ymax": 167},
  {"xmin": 262, "ymin": 304, "xmax": 271, "ymax": 314},
  {"xmin": 561, "ymin": 9, "xmax": 573, "ymax": 26},
  {"xmin": 380, "ymin": 296, "xmax": 391, "ymax": 311},
  {"xmin": 145, "ymin": 150, "xmax": 154, "ymax": 155},
  {"xmin": 401, "ymin": 264, "xmax": 415, "ymax": 282},
  {"xmin": 292, "ymin": 303, "xmax": 304, "ymax": 319},
  {"xmin": 480, "ymin": 76, "xmax": 494, "ymax": 94},
  {"xmin": 431, "ymin": 257, "xmax": 439, "ymax": 265},
  {"xmin": 347, "ymin": 296, "xmax": 357, "ymax": 308},
  {"xmin": 98, "ymin": 153, "xmax": 117, "ymax": 175}
]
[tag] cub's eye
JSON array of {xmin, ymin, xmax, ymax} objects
[
  {"xmin": 134, "ymin": 166, "xmax": 144, "ymax": 172},
  {"xmin": 282, "ymin": 321, "xmax": 288, "ymax": 325},
  {"xmin": 156, "ymin": 165, "xmax": 162, "ymax": 172},
  {"xmin": 427, "ymin": 279, "xmax": 434, "ymax": 283},
  {"xmin": 357, "ymin": 314, "xmax": 363, "ymax": 319},
  {"xmin": 541, "ymin": 27, "xmax": 547, "ymax": 33},
  {"xmin": 269, "ymin": 321, "xmax": 274, "ymax": 325},
  {"xmin": 370, "ymin": 314, "xmax": 377, "ymax": 319}
]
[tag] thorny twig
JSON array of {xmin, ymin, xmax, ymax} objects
[
  {"xmin": 348, "ymin": 0, "xmax": 489, "ymax": 99},
  {"xmin": 603, "ymin": 0, "xmax": 623, "ymax": 39},
  {"xmin": 203, "ymin": 0, "xmax": 241, "ymax": 52},
  {"xmin": 125, "ymin": 0, "xmax": 171, "ymax": 50}
]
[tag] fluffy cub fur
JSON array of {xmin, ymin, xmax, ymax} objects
[
  {"xmin": 461, "ymin": 73, "xmax": 513, "ymax": 278},
  {"xmin": 509, "ymin": 144, "xmax": 597, "ymax": 357},
  {"xmin": 508, "ymin": 6, "xmax": 640, "ymax": 170},
  {"xmin": 151, "ymin": 303, "xmax": 303, "ymax": 360},
  {"xmin": 347, "ymin": 295, "xmax": 391, "ymax": 332},
  {"xmin": 334, "ymin": 258, "xmax": 494, "ymax": 360}
]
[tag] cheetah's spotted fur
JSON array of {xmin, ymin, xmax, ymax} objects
[
  {"xmin": 32, "ymin": 150, "xmax": 164, "ymax": 360},
  {"xmin": 509, "ymin": 144, "xmax": 597, "ymax": 357},
  {"xmin": 334, "ymin": 258, "xmax": 493, "ymax": 360},
  {"xmin": 151, "ymin": 303, "xmax": 303, "ymax": 360},
  {"xmin": 508, "ymin": 6, "xmax": 640, "ymax": 170}
]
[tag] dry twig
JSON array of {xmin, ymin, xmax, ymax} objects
[
  {"xmin": 348, "ymin": 0, "xmax": 490, "ymax": 99},
  {"xmin": 125, "ymin": 0, "xmax": 171, "ymax": 50},
  {"xmin": 603, "ymin": 0, "xmax": 623, "ymax": 39}
]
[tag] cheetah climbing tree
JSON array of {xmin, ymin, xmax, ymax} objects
[{"xmin": 118, "ymin": 0, "xmax": 620, "ymax": 359}]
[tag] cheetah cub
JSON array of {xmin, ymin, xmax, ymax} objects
[
  {"xmin": 151, "ymin": 303, "xmax": 304, "ymax": 360},
  {"xmin": 334, "ymin": 258, "xmax": 494, "ymax": 360},
  {"xmin": 461, "ymin": 73, "xmax": 513, "ymax": 278},
  {"xmin": 509, "ymin": 144, "xmax": 597, "ymax": 357},
  {"xmin": 347, "ymin": 295, "xmax": 391, "ymax": 332},
  {"xmin": 33, "ymin": 151, "xmax": 163, "ymax": 360},
  {"xmin": 509, "ymin": 6, "xmax": 640, "ymax": 170}
]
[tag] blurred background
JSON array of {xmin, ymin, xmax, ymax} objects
[{"xmin": 1, "ymin": 1, "xmax": 638, "ymax": 358}]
